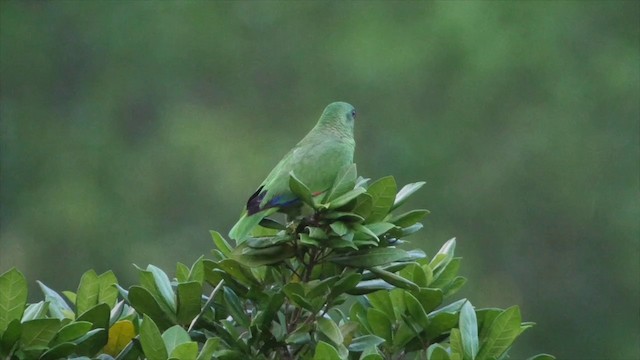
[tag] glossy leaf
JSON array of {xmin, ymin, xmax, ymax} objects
[
  {"xmin": 51, "ymin": 320, "xmax": 92, "ymax": 346},
  {"xmin": 223, "ymin": 288, "xmax": 249, "ymax": 328},
  {"xmin": 22, "ymin": 301, "xmax": 48, "ymax": 321},
  {"xmin": 328, "ymin": 187, "xmax": 367, "ymax": 210},
  {"xmin": 140, "ymin": 314, "xmax": 168, "ymax": 360},
  {"xmin": 369, "ymin": 267, "xmax": 419, "ymax": 291},
  {"xmin": 324, "ymin": 164, "xmax": 357, "ymax": 202},
  {"xmin": 329, "ymin": 247, "xmax": 410, "ymax": 268},
  {"xmin": 289, "ymin": 172, "xmax": 316, "ymax": 208},
  {"xmin": 313, "ymin": 341, "xmax": 341, "ymax": 360},
  {"xmin": 176, "ymin": 281, "xmax": 202, "ymax": 325},
  {"xmin": 147, "ymin": 265, "xmax": 177, "ymax": 313},
  {"xmin": 162, "ymin": 325, "xmax": 190, "ymax": 355},
  {"xmin": 429, "ymin": 238, "xmax": 456, "ymax": 272},
  {"xmin": 20, "ymin": 318, "xmax": 61, "ymax": 348},
  {"xmin": 40, "ymin": 342, "xmax": 76, "ymax": 360},
  {"xmin": 365, "ymin": 176, "xmax": 397, "ymax": 223},
  {"xmin": 317, "ymin": 317, "xmax": 343, "ymax": 346},
  {"xmin": 98, "ymin": 271, "xmax": 119, "ymax": 309},
  {"xmin": 347, "ymin": 334, "xmax": 385, "ymax": 352},
  {"xmin": 170, "ymin": 341, "xmax": 198, "ymax": 360},
  {"xmin": 76, "ymin": 270, "xmax": 100, "ymax": 316},
  {"xmin": 427, "ymin": 344, "xmax": 452, "ymax": 360},
  {"xmin": 352, "ymin": 193, "xmax": 373, "ymax": 218},
  {"xmin": 0, "ymin": 268, "xmax": 27, "ymax": 332},
  {"xmin": 388, "ymin": 209, "xmax": 430, "ymax": 228},
  {"xmin": 366, "ymin": 308, "xmax": 392, "ymax": 344},
  {"xmin": 128, "ymin": 286, "xmax": 174, "ymax": 330},
  {"xmin": 460, "ymin": 301, "xmax": 479, "ymax": 360},
  {"xmin": 476, "ymin": 306, "xmax": 522, "ymax": 360},
  {"xmin": 37, "ymin": 281, "xmax": 72, "ymax": 319},
  {"xmin": 391, "ymin": 181, "xmax": 426, "ymax": 211},
  {"xmin": 211, "ymin": 230, "xmax": 232, "ymax": 258},
  {"xmin": 403, "ymin": 292, "xmax": 429, "ymax": 329},
  {"xmin": 103, "ymin": 320, "xmax": 135, "ymax": 356}
]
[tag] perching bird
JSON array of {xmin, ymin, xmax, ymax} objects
[{"xmin": 229, "ymin": 101, "xmax": 357, "ymax": 243}]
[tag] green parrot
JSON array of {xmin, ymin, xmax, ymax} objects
[{"xmin": 229, "ymin": 101, "xmax": 357, "ymax": 243}]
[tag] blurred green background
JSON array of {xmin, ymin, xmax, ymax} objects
[{"xmin": 1, "ymin": 1, "xmax": 638, "ymax": 359}]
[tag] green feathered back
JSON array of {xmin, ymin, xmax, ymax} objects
[{"xmin": 229, "ymin": 101, "xmax": 357, "ymax": 242}]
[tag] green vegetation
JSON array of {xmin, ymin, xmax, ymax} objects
[
  {"xmin": 1, "ymin": 2, "xmax": 638, "ymax": 359},
  {"xmin": 1, "ymin": 173, "xmax": 552, "ymax": 359}
]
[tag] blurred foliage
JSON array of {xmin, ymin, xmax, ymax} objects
[{"xmin": 0, "ymin": 1, "xmax": 638, "ymax": 359}]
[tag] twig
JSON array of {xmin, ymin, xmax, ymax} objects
[{"xmin": 188, "ymin": 280, "xmax": 224, "ymax": 332}]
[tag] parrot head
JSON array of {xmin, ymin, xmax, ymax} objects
[{"xmin": 316, "ymin": 101, "xmax": 356, "ymax": 135}]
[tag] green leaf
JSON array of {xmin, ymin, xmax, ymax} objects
[
  {"xmin": 128, "ymin": 286, "xmax": 174, "ymax": 331},
  {"xmin": 328, "ymin": 187, "xmax": 367, "ymax": 210},
  {"xmin": 367, "ymin": 290, "xmax": 395, "ymax": 323},
  {"xmin": 20, "ymin": 318, "xmax": 61, "ymax": 348},
  {"xmin": 50, "ymin": 321, "xmax": 93, "ymax": 345},
  {"xmin": 403, "ymin": 292, "xmax": 429, "ymax": 329},
  {"xmin": 140, "ymin": 314, "xmax": 168, "ymax": 360},
  {"xmin": 476, "ymin": 306, "xmax": 522, "ymax": 360},
  {"xmin": 431, "ymin": 258, "xmax": 462, "ymax": 289},
  {"xmin": 460, "ymin": 301, "xmax": 479, "ymax": 360},
  {"xmin": 426, "ymin": 312, "xmax": 459, "ymax": 341},
  {"xmin": 369, "ymin": 267, "xmax": 419, "ymax": 291},
  {"xmin": 289, "ymin": 171, "xmax": 316, "ymax": 208},
  {"xmin": 98, "ymin": 271, "xmax": 119, "ymax": 309},
  {"xmin": 162, "ymin": 325, "xmax": 190, "ymax": 355},
  {"xmin": 188, "ymin": 257, "xmax": 205, "ymax": 284},
  {"xmin": 352, "ymin": 193, "xmax": 373, "ymax": 218},
  {"xmin": 0, "ymin": 268, "xmax": 28, "ymax": 332},
  {"xmin": 223, "ymin": 288, "xmax": 250, "ymax": 328},
  {"xmin": 176, "ymin": 263, "xmax": 190, "ymax": 283},
  {"xmin": 40, "ymin": 342, "xmax": 77, "ymax": 360},
  {"xmin": 347, "ymin": 279, "xmax": 395, "ymax": 295},
  {"xmin": 216, "ymin": 259, "xmax": 259, "ymax": 287},
  {"xmin": 329, "ymin": 247, "xmax": 410, "ymax": 268},
  {"xmin": 37, "ymin": 281, "xmax": 72, "ymax": 320},
  {"xmin": 195, "ymin": 338, "xmax": 222, "ymax": 360},
  {"xmin": 353, "ymin": 223, "xmax": 379, "ymax": 241},
  {"xmin": 313, "ymin": 341, "xmax": 341, "ymax": 360},
  {"xmin": 324, "ymin": 164, "xmax": 357, "ymax": 203},
  {"xmin": 22, "ymin": 301, "xmax": 48, "ymax": 321},
  {"xmin": 258, "ymin": 217, "xmax": 286, "ymax": 230},
  {"xmin": 231, "ymin": 243, "xmax": 295, "ymax": 267},
  {"xmin": 1, "ymin": 319, "xmax": 21, "ymax": 354},
  {"xmin": 170, "ymin": 341, "xmax": 198, "ymax": 360},
  {"xmin": 329, "ymin": 272, "xmax": 362, "ymax": 298},
  {"xmin": 365, "ymin": 176, "xmax": 397, "ymax": 223},
  {"xmin": 388, "ymin": 209, "xmax": 430, "ymax": 228},
  {"xmin": 366, "ymin": 308, "xmax": 392, "ymax": 344},
  {"xmin": 211, "ymin": 230, "xmax": 232, "ymax": 258},
  {"xmin": 450, "ymin": 328, "xmax": 464, "ymax": 358},
  {"xmin": 324, "ymin": 212, "xmax": 365, "ymax": 222},
  {"xmin": 412, "ymin": 288, "xmax": 444, "ymax": 315},
  {"xmin": 147, "ymin": 265, "xmax": 177, "ymax": 313},
  {"xmin": 429, "ymin": 238, "xmax": 456, "ymax": 272},
  {"xmin": 391, "ymin": 181, "xmax": 426, "ymax": 211},
  {"xmin": 76, "ymin": 303, "xmax": 110, "ymax": 330},
  {"xmin": 317, "ymin": 317, "xmax": 343, "ymax": 346},
  {"xmin": 329, "ymin": 221, "xmax": 349, "ymax": 236},
  {"xmin": 427, "ymin": 344, "xmax": 452, "ymax": 360},
  {"xmin": 364, "ymin": 222, "xmax": 396, "ymax": 236},
  {"xmin": 347, "ymin": 334, "xmax": 385, "ymax": 352},
  {"xmin": 76, "ymin": 269, "xmax": 100, "ymax": 316},
  {"xmin": 176, "ymin": 282, "xmax": 202, "ymax": 325}
]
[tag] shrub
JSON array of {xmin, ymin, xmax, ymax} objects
[{"xmin": 0, "ymin": 166, "xmax": 553, "ymax": 359}]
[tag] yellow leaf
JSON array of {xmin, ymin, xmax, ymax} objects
[{"xmin": 103, "ymin": 320, "xmax": 136, "ymax": 356}]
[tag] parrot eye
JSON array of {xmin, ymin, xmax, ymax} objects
[{"xmin": 351, "ymin": 109, "xmax": 356, "ymax": 119}]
